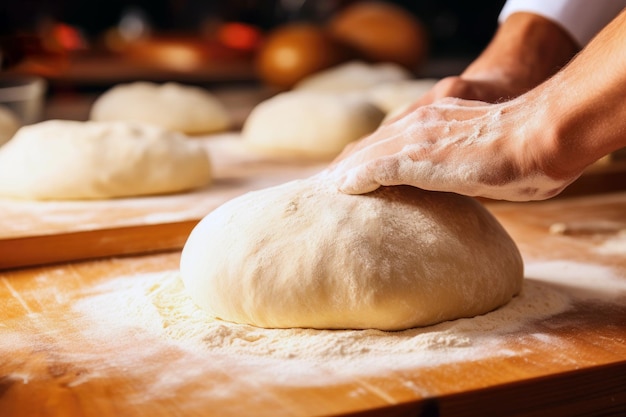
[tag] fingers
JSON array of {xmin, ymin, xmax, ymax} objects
[
  {"xmin": 337, "ymin": 155, "xmax": 403, "ymax": 194},
  {"xmin": 337, "ymin": 165, "xmax": 383, "ymax": 194}
]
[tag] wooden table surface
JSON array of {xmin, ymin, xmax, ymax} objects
[
  {"xmin": 1, "ymin": 86, "xmax": 625, "ymax": 415},
  {"xmin": 1, "ymin": 191, "xmax": 625, "ymax": 417}
]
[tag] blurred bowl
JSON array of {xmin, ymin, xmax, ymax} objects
[{"xmin": 0, "ymin": 74, "xmax": 47, "ymax": 125}]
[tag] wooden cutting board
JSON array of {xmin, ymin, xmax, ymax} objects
[
  {"xmin": 0, "ymin": 192, "xmax": 625, "ymax": 416},
  {"xmin": 0, "ymin": 134, "xmax": 327, "ymax": 269}
]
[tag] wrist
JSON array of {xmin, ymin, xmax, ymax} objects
[
  {"xmin": 494, "ymin": 88, "xmax": 578, "ymax": 185},
  {"xmin": 530, "ymin": 9, "xmax": 626, "ymax": 179}
]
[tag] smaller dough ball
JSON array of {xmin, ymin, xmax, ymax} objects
[
  {"xmin": 294, "ymin": 61, "xmax": 411, "ymax": 93},
  {"xmin": 242, "ymin": 92, "xmax": 384, "ymax": 159},
  {"xmin": 0, "ymin": 105, "xmax": 21, "ymax": 146},
  {"xmin": 367, "ymin": 78, "xmax": 438, "ymax": 114},
  {"xmin": 0, "ymin": 120, "xmax": 212, "ymax": 200},
  {"xmin": 90, "ymin": 82, "xmax": 231, "ymax": 135}
]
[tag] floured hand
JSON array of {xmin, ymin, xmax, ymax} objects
[
  {"xmin": 328, "ymin": 9, "xmax": 626, "ymax": 201},
  {"xmin": 328, "ymin": 97, "xmax": 580, "ymax": 201}
]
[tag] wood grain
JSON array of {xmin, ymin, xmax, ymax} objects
[
  {"xmin": 0, "ymin": 192, "xmax": 625, "ymax": 416},
  {"xmin": 0, "ymin": 220, "xmax": 197, "ymax": 270}
]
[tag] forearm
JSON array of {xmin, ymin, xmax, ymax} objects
[
  {"xmin": 528, "ymin": 9, "xmax": 626, "ymax": 179},
  {"xmin": 462, "ymin": 12, "xmax": 579, "ymax": 95},
  {"xmin": 331, "ymin": 8, "xmax": 626, "ymax": 201}
]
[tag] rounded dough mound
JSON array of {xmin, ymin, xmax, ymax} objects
[
  {"xmin": 242, "ymin": 92, "xmax": 384, "ymax": 158},
  {"xmin": 0, "ymin": 120, "xmax": 212, "ymax": 200},
  {"xmin": 180, "ymin": 177, "xmax": 524, "ymax": 331},
  {"xmin": 90, "ymin": 82, "xmax": 231, "ymax": 134},
  {"xmin": 294, "ymin": 61, "xmax": 411, "ymax": 93},
  {"xmin": 0, "ymin": 105, "xmax": 20, "ymax": 146}
]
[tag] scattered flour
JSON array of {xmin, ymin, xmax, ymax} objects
[
  {"xmin": 524, "ymin": 260, "xmax": 626, "ymax": 302},
  {"xmin": 70, "ymin": 267, "xmax": 574, "ymax": 374},
  {"xmin": 548, "ymin": 219, "xmax": 626, "ymax": 236},
  {"xmin": 3, "ymin": 259, "xmax": 624, "ymax": 403},
  {"xmin": 594, "ymin": 230, "xmax": 626, "ymax": 255}
]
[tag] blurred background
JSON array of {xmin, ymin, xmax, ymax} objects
[{"xmin": 0, "ymin": 0, "xmax": 506, "ymax": 122}]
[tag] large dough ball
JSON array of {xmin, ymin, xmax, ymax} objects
[
  {"xmin": 0, "ymin": 105, "xmax": 20, "ymax": 146},
  {"xmin": 0, "ymin": 120, "xmax": 211, "ymax": 200},
  {"xmin": 90, "ymin": 82, "xmax": 231, "ymax": 135},
  {"xmin": 242, "ymin": 92, "xmax": 384, "ymax": 159},
  {"xmin": 180, "ymin": 177, "xmax": 524, "ymax": 331},
  {"xmin": 294, "ymin": 61, "xmax": 411, "ymax": 93}
]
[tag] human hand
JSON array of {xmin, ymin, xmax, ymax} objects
[
  {"xmin": 327, "ymin": 97, "xmax": 580, "ymax": 201},
  {"xmin": 335, "ymin": 10, "xmax": 578, "ymax": 166},
  {"xmin": 327, "ymin": 9, "xmax": 626, "ymax": 202}
]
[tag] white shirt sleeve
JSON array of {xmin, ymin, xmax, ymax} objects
[{"xmin": 499, "ymin": 0, "xmax": 626, "ymax": 47}]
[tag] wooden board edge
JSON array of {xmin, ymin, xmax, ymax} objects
[
  {"xmin": 342, "ymin": 360, "xmax": 626, "ymax": 417},
  {"xmin": 0, "ymin": 219, "xmax": 200, "ymax": 271}
]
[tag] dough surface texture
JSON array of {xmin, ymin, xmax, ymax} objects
[
  {"xmin": 294, "ymin": 61, "xmax": 411, "ymax": 93},
  {"xmin": 0, "ymin": 105, "xmax": 20, "ymax": 146},
  {"xmin": 242, "ymin": 91, "xmax": 384, "ymax": 159},
  {"xmin": 90, "ymin": 82, "xmax": 231, "ymax": 134},
  {"xmin": 180, "ymin": 177, "xmax": 524, "ymax": 331},
  {"xmin": 0, "ymin": 120, "xmax": 211, "ymax": 200}
]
